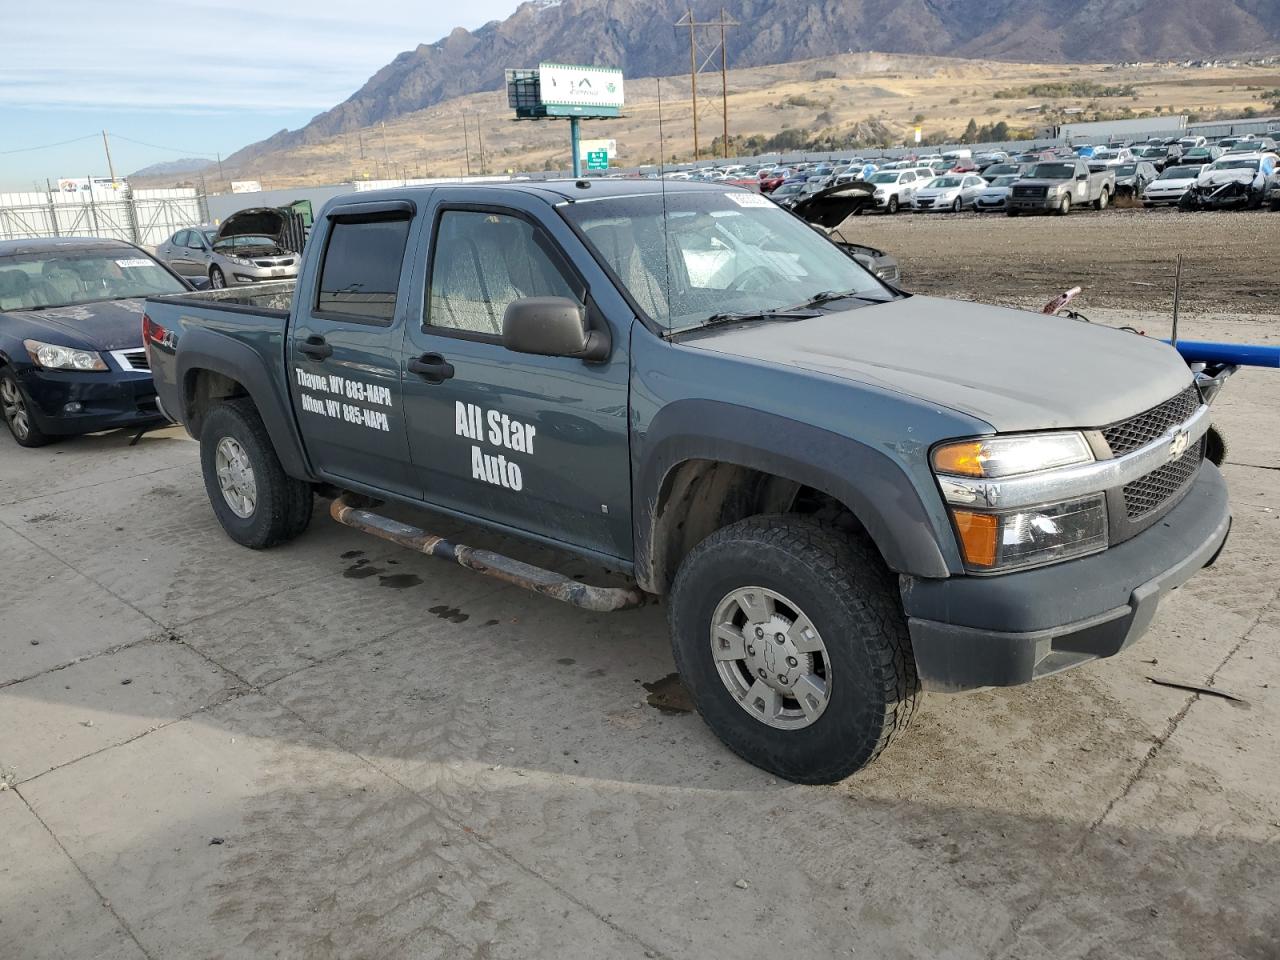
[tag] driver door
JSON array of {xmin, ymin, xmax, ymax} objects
[{"xmin": 399, "ymin": 193, "xmax": 632, "ymax": 561}]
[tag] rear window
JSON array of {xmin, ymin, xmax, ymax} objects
[{"xmin": 316, "ymin": 217, "xmax": 411, "ymax": 322}]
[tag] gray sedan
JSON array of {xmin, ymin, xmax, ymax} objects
[{"xmin": 156, "ymin": 215, "xmax": 298, "ymax": 289}]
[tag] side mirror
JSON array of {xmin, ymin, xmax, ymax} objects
[
  {"xmin": 502, "ymin": 297, "xmax": 610, "ymax": 362},
  {"xmin": 1076, "ymin": 173, "xmax": 1088, "ymax": 181},
  {"xmin": 188, "ymin": 275, "xmax": 211, "ymax": 291}
]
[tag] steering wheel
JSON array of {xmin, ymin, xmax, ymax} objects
[{"xmin": 728, "ymin": 267, "xmax": 786, "ymax": 293}]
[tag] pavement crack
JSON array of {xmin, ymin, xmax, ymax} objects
[{"xmin": 13, "ymin": 785, "xmax": 159, "ymax": 960}]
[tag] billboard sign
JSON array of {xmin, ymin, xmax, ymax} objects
[{"xmin": 538, "ymin": 63, "xmax": 624, "ymax": 110}]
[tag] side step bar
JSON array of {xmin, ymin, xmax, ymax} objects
[{"xmin": 329, "ymin": 494, "xmax": 646, "ymax": 613}]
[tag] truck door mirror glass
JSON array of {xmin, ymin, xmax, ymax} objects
[
  {"xmin": 1076, "ymin": 173, "xmax": 1088, "ymax": 181},
  {"xmin": 502, "ymin": 297, "xmax": 609, "ymax": 361}
]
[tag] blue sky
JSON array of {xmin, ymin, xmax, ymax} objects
[{"xmin": 1, "ymin": 0, "xmax": 521, "ymax": 191}]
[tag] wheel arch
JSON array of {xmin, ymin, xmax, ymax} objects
[
  {"xmin": 177, "ymin": 329, "xmax": 312, "ymax": 480},
  {"xmin": 633, "ymin": 402, "xmax": 955, "ymax": 594}
]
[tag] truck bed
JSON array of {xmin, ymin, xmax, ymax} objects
[{"xmin": 155, "ymin": 280, "xmax": 295, "ymax": 317}]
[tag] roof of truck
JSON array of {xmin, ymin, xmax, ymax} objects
[{"xmin": 332, "ymin": 178, "xmax": 736, "ymax": 210}]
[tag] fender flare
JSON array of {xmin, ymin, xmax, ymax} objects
[
  {"xmin": 177, "ymin": 328, "xmax": 312, "ymax": 480},
  {"xmin": 633, "ymin": 399, "xmax": 956, "ymax": 591}
]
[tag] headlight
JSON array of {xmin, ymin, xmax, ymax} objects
[
  {"xmin": 951, "ymin": 495, "xmax": 1108, "ymax": 572},
  {"xmin": 23, "ymin": 339, "xmax": 108, "ymax": 372},
  {"xmin": 227, "ymin": 255, "xmax": 255, "ymax": 266},
  {"xmin": 933, "ymin": 432, "xmax": 1105, "ymax": 572},
  {"xmin": 932, "ymin": 432, "xmax": 1092, "ymax": 478}
]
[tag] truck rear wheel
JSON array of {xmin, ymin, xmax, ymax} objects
[
  {"xmin": 668, "ymin": 515, "xmax": 919, "ymax": 783},
  {"xmin": 1094, "ymin": 189, "xmax": 1109, "ymax": 211},
  {"xmin": 200, "ymin": 398, "xmax": 312, "ymax": 549}
]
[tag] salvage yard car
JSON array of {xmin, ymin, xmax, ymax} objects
[
  {"xmin": 1142, "ymin": 163, "xmax": 1204, "ymax": 207},
  {"xmin": 0, "ymin": 236, "xmax": 186, "ymax": 446},
  {"xmin": 155, "ymin": 207, "xmax": 301, "ymax": 289},
  {"xmin": 1181, "ymin": 153, "xmax": 1279, "ymax": 210},
  {"xmin": 975, "ymin": 174, "xmax": 1020, "ymax": 211},
  {"xmin": 144, "ymin": 180, "xmax": 1231, "ymax": 784},
  {"xmin": 866, "ymin": 169, "xmax": 923, "ymax": 213},
  {"xmin": 911, "ymin": 174, "xmax": 987, "ymax": 212},
  {"xmin": 1007, "ymin": 159, "xmax": 1115, "ymax": 215}
]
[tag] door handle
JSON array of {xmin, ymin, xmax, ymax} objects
[
  {"xmin": 300, "ymin": 335, "xmax": 332, "ymax": 360},
  {"xmin": 407, "ymin": 353, "xmax": 455, "ymax": 383}
]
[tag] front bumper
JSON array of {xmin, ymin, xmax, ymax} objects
[
  {"xmin": 231, "ymin": 271, "xmax": 298, "ymax": 285},
  {"xmin": 1007, "ymin": 195, "xmax": 1061, "ymax": 211},
  {"xmin": 903, "ymin": 462, "xmax": 1230, "ymax": 692},
  {"xmin": 17, "ymin": 367, "xmax": 163, "ymax": 436}
]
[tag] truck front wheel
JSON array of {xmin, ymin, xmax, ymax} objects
[
  {"xmin": 668, "ymin": 516, "xmax": 919, "ymax": 783},
  {"xmin": 1057, "ymin": 194, "xmax": 1072, "ymax": 216},
  {"xmin": 199, "ymin": 398, "xmax": 313, "ymax": 548}
]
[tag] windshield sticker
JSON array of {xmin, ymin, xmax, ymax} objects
[
  {"xmin": 294, "ymin": 367, "xmax": 392, "ymax": 432},
  {"xmin": 725, "ymin": 192, "xmax": 771, "ymax": 208},
  {"xmin": 114, "ymin": 258, "xmax": 154, "ymax": 269},
  {"xmin": 455, "ymin": 401, "xmax": 534, "ymax": 491}
]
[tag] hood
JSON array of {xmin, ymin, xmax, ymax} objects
[
  {"xmin": 1198, "ymin": 169, "xmax": 1257, "ymax": 186},
  {"xmin": 916, "ymin": 184, "xmax": 960, "ymax": 196},
  {"xmin": 1, "ymin": 297, "xmax": 147, "ymax": 352},
  {"xmin": 214, "ymin": 207, "xmax": 287, "ymax": 244},
  {"xmin": 789, "ymin": 182, "xmax": 876, "ymax": 227},
  {"xmin": 684, "ymin": 296, "xmax": 1192, "ymax": 433}
]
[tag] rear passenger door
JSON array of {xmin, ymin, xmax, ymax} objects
[{"xmin": 287, "ymin": 200, "xmax": 419, "ymax": 497}]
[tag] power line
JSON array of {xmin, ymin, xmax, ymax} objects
[
  {"xmin": 0, "ymin": 134, "xmax": 99, "ymax": 156},
  {"xmin": 109, "ymin": 134, "xmax": 220, "ymax": 158}
]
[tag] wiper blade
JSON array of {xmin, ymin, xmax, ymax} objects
[
  {"xmin": 702, "ymin": 308, "xmax": 821, "ymax": 328},
  {"xmin": 795, "ymin": 288, "xmax": 891, "ymax": 309}
]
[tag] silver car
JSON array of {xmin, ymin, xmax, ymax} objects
[{"xmin": 156, "ymin": 208, "xmax": 299, "ymax": 289}]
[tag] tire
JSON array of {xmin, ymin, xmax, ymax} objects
[
  {"xmin": 1270, "ymin": 200, "xmax": 1280, "ymax": 212},
  {"xmin": 886, "ymin": 195, "xmax": 899, "ymax": 215},
  {"xmin": 1057, "ymin": 194, "xmax": 1072, "ymax": 216},
  {"xmin": 199, "ymin": 398, "xmax": 312, "ymax": 549},
  {"xmin": 951, "ymin": 197, "xmax": 962, "ymax": 213},
  {"xmin": 1143, "ymin": 202, "xmax": 1154, "ymax": 209},
  {"xmin": 210, "ymin": 266, "xmax": 226, "ymax": 289},
  {"xmin": 1006, "ymin": 209, "xmax": 1018, "ymax": 217},
  {"xmin": 1094, "ymin": 189, "xmax": 1109, "ymax": 211},
  {"xmin": 0, "ymin": 368, "xmax": 53, "ymax": 448},
  {"xmin": 1205, "ymin": 425, "xmax": 1228, "ymax": 468},
  {"xmin": 668, "ymin": 515, "xmax": 919, "ymax": 784}
]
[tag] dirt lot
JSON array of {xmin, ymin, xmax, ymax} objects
[
  {"xmin": 851, "ymin": 207, "xmax": 1279, "ymax": 318},
  {"xmin": 1, "ymin": 213, "xmax": 1278, "ymax": 959}
]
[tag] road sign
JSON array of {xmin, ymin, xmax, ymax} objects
[
  {"xmin": 914, "ymin": 127, "xmax": 923, "ymax": 144},
  {"xmin": 586, "ymin": 151, "xmax": 609, "ymax": 170}
]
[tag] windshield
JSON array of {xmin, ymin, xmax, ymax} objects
[
  {"xmin": 0, "ymin": 248, "xmax": 184, "ymax": 311},
  {"xmin": 990, "ymin": 176, "xmax": 1019, "ymax": 187},
  {"xmin": 1028, "ymin": 163, "xmax": 1077, "ymax": 179},
  {"xmin": 868, "ymin": 172, "xmax": 900, "ymax": 184},
  {"xmin": 930, "ymin": 177, "xmax": 963, "ymax": 188},
  {"xmin": 773, "ymin": 183, "xmax": 803, "ymax": 196},
  {"xmin": 1116, "ymin": 165, "xmax": 1137, "ymax": 176},
  {"xmin": 214, "ymin": 234, "xmax": 283, "ymax": 252},
  {"xmin": 1136, "ymin": 147, "xmax": 1165, "ymax": 157},
  {"xmin": 562, "ymin": 191, "xmax": 888, "ymax": 334},
  {"xmin": 1211, "ymin": 158, "xmax": 1259, "ymax": 171},
  {"xmin": 1158, "ymin": 166, "xmax": 1199, "ymax": 180}
]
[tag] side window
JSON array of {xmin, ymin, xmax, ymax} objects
[
  {"xmin": 172, "ymin": 230, "xmax": 189, "ymax": 247},
  {"xmin": 187, "ymin": 232, "xmax": 205, "ymax": 249},
  {"xmin": 426, "ymin": 210, "xmax": 580, "ymax": 337},
  {"xmin": 901, "ymin": 173, "xmax": 913, "ymax": 183},
  {"xmin": 316, "ymin": 217, "xmax": 411, "ymax": 323}
]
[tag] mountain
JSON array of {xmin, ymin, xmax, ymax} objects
[
  {"xmin": 230, "ymin": 0, "xmax": 1280, "ymax": 163},
  {"xmin": 129, "ymin": 157, "xmax": 214, "ymax": 178}
]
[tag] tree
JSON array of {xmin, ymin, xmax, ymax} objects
[{"xmin": 962, "ymin": 118, "xmax": 979, "ymax": 143}]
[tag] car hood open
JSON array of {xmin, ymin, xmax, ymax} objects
[
  {"xmin": 213, "ymin": 207, "xmax": 288, "ymax": 245},
  {"xmin": 789, "ymin": 182, "xmax": 877, "ymax": 228},
  {"xmin": 685, "ymin": 296, "xmax": 1192, "ymax": 433}
]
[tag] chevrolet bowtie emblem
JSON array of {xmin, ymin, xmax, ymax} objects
[{"xmin": 1168, "ymin": 428, "xmax": 1190, "ymax": 461}]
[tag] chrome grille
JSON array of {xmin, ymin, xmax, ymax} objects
[
  {"xmin": 1122, "ymin": 438, "xmax": 1204, "ymax": 519},
  {"xmin": 111, "ymin": 348, "xmax": 150, "ymax": 372},
  {"xmin": 1101, "ymin": 386, "xmax": 1201, "ymax": 456},
  {"xmin": 1013, "ymin": 185, "xmax": 1048, "ymax": 198}
]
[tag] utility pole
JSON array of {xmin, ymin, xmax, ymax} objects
[
  {"xmin": 358, "ymin": 131, "xmax": 365, "ymax": 159},
  {"xmin": 101, "ymin": 130, "xmax": 117, "ymax": 185},
  {"xmin": 380, "ymin": 121, "xmax": 391, "ymax": 166},
  {"xmin": 674, "ymin": 9, "xmax": 739, "ymax": 162},
  {"xmin": 462, "ymin": 114, "xmax": 473, "ymax": 176},
  {"xmin": 475, "ymin": 114, "xmax": 485, "ymax": 175}
]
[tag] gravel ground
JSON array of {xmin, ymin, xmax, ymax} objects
[{"xmin": 847, "ymin": 206, "xmax": 1278, "ymax": 317}]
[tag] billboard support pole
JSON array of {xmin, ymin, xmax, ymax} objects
[{"xmin": 570, "ymin": 117, "xmax": 582, "ymax": 178}]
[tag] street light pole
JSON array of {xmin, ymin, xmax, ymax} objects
[{"xmin": 570, "ymin": 117, "xmax": 582, "ymax": 177}]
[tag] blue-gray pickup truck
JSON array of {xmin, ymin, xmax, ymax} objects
[{"xmin": 144, "ymin": 180, "xmax": 1230, "ymax": 783}]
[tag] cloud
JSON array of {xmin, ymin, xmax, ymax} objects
[{"xmin": 1, "ymin": 0, "xmax": 519, "ymax": 113}]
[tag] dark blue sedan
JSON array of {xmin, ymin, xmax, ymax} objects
[{"xmin": 0, "ymin": 237, "xmax": 193, "ymax": 446}]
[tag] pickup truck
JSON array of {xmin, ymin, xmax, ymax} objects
[
  {"xmin": 144, "ymin": 180, "xmax": 1230, "ymax": 784},
  {"xmin": 1007, "ymin": 159, "xmax": 1116, "ymax": 215}
]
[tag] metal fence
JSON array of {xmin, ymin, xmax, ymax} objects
[{"xmin": 0, "ymin": 188, "xmax": 206, "ymax": 247}]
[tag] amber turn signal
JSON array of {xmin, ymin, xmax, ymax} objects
[
  {"xmin": 932, "ymin": 440, "xmax": 988, "ymax": 477},
  {"xmin": 951, "ymin": 510, "xmax": 999, "ymax": 568}
]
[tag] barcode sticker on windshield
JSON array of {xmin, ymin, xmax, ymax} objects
[
  {"xmin": 725, "ymin": 192, "xmax": 771, "ymax": 207},
  {"xmin": 115, "ymin": 258, "xmax": 153, "ymax": 268}
]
